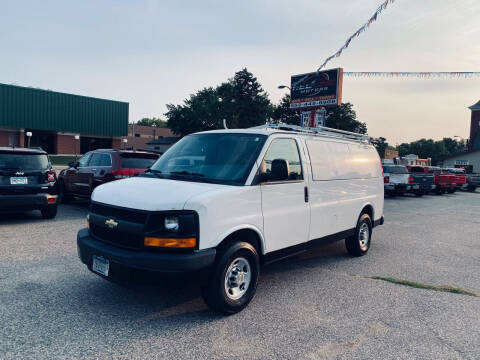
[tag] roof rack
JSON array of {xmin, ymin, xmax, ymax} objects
[{"xmin": 252, "ymin": 123, "xmax": 371, "ymax": 143}]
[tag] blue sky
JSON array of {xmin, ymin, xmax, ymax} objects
[{"xmin": 1, "ymin": 0, "xmax": 479, "ymax": 144}]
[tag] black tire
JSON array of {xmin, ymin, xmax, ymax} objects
[
  {"xmin": 414, "ymin": 192, "xmax": 423, "ymax": 197},
  {"xmin": 468, "ymin": 186, "xmax": 477, "ymax": 192},
  {"xmin": 202, "ymin": 241, "xmax": 260, "ymax": 314},
  {"xmin": 345, "ymin": 213, "xmax": 372, "ymax": 257},
  {"xmin": 41, "ymin": 205, "xmax": 57, "ymax": 219},
  {"xmin": 58, "ymin": 180, "xmax": 74, "ymax": 204}
]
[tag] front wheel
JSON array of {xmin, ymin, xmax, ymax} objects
[
  {"xmin": 345, "ymin": 213, "xmax": 372, "ymax": 257},
  {"xmin": 202, "ymin": 241, "xmax": 260, "ymax": 314}
]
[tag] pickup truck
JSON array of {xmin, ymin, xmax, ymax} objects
[
  {"xmin": 407, "ymin": 166, "xmax": 436, "ymax": 196},
  {"xmin": 465, "ymin": 173, "xmax": 480, "ymax": 191},
  {"xmin": 443, "ymin": 168, "xmax": 467, "ymax": 191},
  {"xmin": 383, "ymin": 165, "xmax": 412, "ymax": 196},
  {"xmin": 424, "ymin": 167, "xmax": 456, "ymax": 194}
]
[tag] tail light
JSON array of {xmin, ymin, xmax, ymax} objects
[
  {"xmin": 384, "ymin": 176, "xmax": 389, "ymax": 183},
  {"xmin": 408, "ymin": 176, "xmax": 414, "ymax": 184},
  {"xmin": 112, "ymin": 169, "xmax": 135, "ymax": 179},
  {"xmin": 47, "ymin": 171, "xmax": 56, "ymax": 182}
]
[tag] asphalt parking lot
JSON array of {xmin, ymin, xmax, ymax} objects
[{"xmin": 1, "ymin": 192, "xmax": 479, "ymax": 360}]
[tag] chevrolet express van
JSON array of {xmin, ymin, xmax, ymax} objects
[{"xmin": 77, "ymin": 125, "xmax": 384, "ymax": 314}]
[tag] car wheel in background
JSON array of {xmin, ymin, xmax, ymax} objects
[
  {"xmin": 345, "ymin": 213, "xmax": 372, "ymax": 257},
  {"xmin": 202, "ymin": 241, "xmax": 260, "ymax": 314},
  {"xmin": 58, "ymin": 180, "xmax": 74, "ymax": 203},
  {"xmin": 41, "ymin": 205, "xmax": 58, "ymax": 219}
]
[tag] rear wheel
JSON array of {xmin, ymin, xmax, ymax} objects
[
  {"xmin": 345, "ymin": 213, "xmax": 372, "ymax": 257},
  {"xmin": 41, "ymin": 205, "xmax": 57, "ymax": 219},
  {"xmin": 468, "ymin": 186, "xmax": 477, "ymax": 192},
  {"xmin": 414, "ymin": 191, "xmax": 423, "ymax": 197},
  {"xmin": 202, "ymin": 241, "xmax": 260, "ymax": 314}
]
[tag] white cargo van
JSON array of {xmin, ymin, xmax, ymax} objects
[{"xmin": 77, "ymin": 124, "xmax": 384, "ymax": 313}]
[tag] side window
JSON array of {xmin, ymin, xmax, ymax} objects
[
  {"xmin": 77, "ymin": 153, "xmax": 91, "ymax": 167},
  {"xmin": 89, "ymin": 154, "xmax": 112, "ymax": 167},
  {"xmin": 259, "ymin": 138, "xmax": 303, "ymax": 182},
  {"xmin": 100, "ymin": 154, "xmax": 112, "ymax": 166}
]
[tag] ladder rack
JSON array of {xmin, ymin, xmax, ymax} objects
[{"xmin": 252, "ymin": 123, "xmax": 371, "ymax": 143}]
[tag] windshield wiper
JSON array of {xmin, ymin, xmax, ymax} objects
[{"xmin": 169, "ymin": 171, "xmax": 205, "ymax": 177}]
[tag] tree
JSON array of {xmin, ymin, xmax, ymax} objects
[
  {"xmin": 136, "ymin": 117, "xmax": 168, "ymax": 127},
  {"xmin": 166, "ymin": 87, "xmax": 223, "ymax": 136},
  {"xmin": 325, "ymin": 103, "xmax": 367, "ymax": 134},
  {"xmin": 217, "ymin": 68, "xmax": 272, "ymax": 129},
  {"xmin": 371, "ymin": 137, "xmax": 388, "ymax": 158},
  {"xmin": 166, "ymin": 68, "xmax": 273, "ymax": 136},
  {"xmin": 271, "ymin": 94, "xmax": 301, "ymax": 125},
  {"xmin": 396, "ymin": 137, "xmax": 466, "ymax": 165}
]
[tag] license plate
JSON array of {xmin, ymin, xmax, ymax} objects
[
  {"xmin": 10, "ymin": 177, "xmax": 28, "ymax": 185},
  {"xmin": 92, "ymin": 255, "xmax": 109, "ymax": 276}
]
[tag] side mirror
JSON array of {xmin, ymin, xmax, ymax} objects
[
  {"xmin": 68, "ymin": 161, "xmax": 79, "ymax": 168},
  {"xmin": 270, "ymin": 159, "xmax": 290, "ymax": 181}
]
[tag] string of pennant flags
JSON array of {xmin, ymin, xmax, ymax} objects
[
  {"xmin": 343, "ymin": 72, "xmax": 480, "ymax": 78},
  {"xmin": 317, "ymin": 0, "xmax": 397, "ymax": 71}
]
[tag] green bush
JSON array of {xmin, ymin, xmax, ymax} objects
[{"xmin": 49, "ymin": 155, "xmax": 78, "ymax": 166}]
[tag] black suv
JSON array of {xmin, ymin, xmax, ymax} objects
[{"xmin": 0, "ymin": 147, "xmax": 58, "ymax": 219}]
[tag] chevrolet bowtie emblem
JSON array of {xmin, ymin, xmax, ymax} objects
[
  {"xmin": 105, "ymin": 219, "xmax": 118, "ymax": 229},
  {"xmin": 15, "ymin": 172, "xmax": 24, "ymax": 176}
]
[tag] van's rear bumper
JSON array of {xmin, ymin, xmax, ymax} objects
[{"xmin": 77, "ymin": 228, "xmax": 216, "ymax": 274}]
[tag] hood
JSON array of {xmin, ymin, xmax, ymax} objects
[{"xmin": 91, "ymin": 177, "xmax": 221, "ymax": 211}]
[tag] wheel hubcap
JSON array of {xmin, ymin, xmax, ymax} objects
[
  {"xmin": 224, "ymin": 257, "xmax": 251, "ymax": 300},
  {"xmin": 359, "ymin": 223, "xmax": 370, "ymax": 250}
]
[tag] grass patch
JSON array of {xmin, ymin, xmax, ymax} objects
[
  {"xmin": 371, "ymin": 276, "xmax": 479, "ymax": 297},
  {"xmin": 49, "ymin": 155, "xmax": 78, "ymax": 166}
]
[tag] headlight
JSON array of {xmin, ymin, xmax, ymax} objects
[{"xmin": 164, "ymin": 216, "xmax": 179, "ymax": 232}]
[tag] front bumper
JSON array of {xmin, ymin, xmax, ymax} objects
[
  {"xmin": 77, "ymin": 228, "xmax": 216, "ymax": 274},
  {"xmin": 0, "ymin": 193, "xmax": 57, "ymax": 211}
]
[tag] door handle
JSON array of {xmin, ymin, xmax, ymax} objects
[
  {"xmin": 304, "ymin": 186, "xmax": 309, "ymax": 203},
  {"xmin": 91, "ymin": 169, "xmax": 97, "ymax": 171}
]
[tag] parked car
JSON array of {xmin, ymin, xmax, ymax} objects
[
  {"xmin": 422, "ymin": 166, "xmax": 456, "ymax": 194},
  {"xmin": 58, "ymin": 149, "xmax": 159, "ymax": 202},
  {"xmin": 465, "ymin": 173, "xmax": 480, "ymax": 192},
  {"xmin": 383, "ymin": 165, "xmax": 412, "ymax": 196},
  {"xmin": 77, "ymin": 126, "xmax": 384, "ymax": 314},
  {"xmin": 407, "ymin": 166, "xmax": 436, "ymax": 196},
  {"xmin": 442, "ymin": 168, "xmax": 467, "ymax": 191},
  {"xmin": 0, "ymin": 147, "xmax": 58, "ymax": 218}
]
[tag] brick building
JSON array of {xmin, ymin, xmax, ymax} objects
[
  {"xmin": 122, "ymin": 124, "xmax": 177, "ymax": 151},
  {"xmin": 0, "ymin": 83, "xmax": 128, "ymax": 154},
  {"xmin": 468, "ymin": 100, "xmax": 480, "ymax": 151}
]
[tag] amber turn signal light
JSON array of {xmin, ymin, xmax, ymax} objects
[{"xmin": 144, "ymin": 237, "xmax": 196, "ymax": 249}]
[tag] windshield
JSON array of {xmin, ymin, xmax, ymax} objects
[
  {"xmin": 0, "ymin": 153, "xmax": 49, "ymax": 171},
  {"xmin": 149, "ymin": 133, "xmax": 267, "ymax": 185}
]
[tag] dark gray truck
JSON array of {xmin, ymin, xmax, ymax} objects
[{"xmin": 407, "ymin": 166, "xmax": 436, "ymax": 196}]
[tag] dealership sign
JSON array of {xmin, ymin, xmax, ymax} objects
[{"xmin": 290, "ymin": 68, "xmax": 343, "ymax": 109}]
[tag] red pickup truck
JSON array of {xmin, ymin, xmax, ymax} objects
[
  {"xmin": 422, "ymin": 166, "xmax": 456, "ymax": 194},
  {"xmin": 443, "ymin": 168, "xmax": 467, "ymax": 191}
]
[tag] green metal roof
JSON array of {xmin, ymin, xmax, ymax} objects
[
  {"xmin": 0, "ymin": 83, "xmax": 128, "ymax": 137},
  {"xmin": 468, "ymin": 100, "xmax": 480, "ymax": 111}
]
